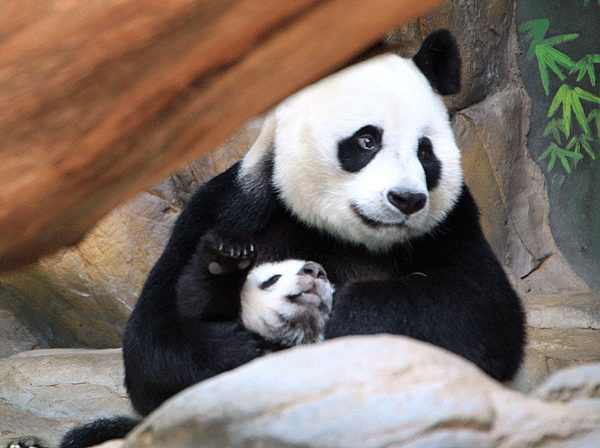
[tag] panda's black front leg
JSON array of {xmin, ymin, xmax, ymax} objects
[{"xmin": 176, "ymin": 228, "xmax": 256, "ymax": 321}]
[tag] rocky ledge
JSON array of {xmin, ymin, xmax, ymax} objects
[{"xmin": 2, "ymin": 336, "xmax": 600, "ymax": 448}]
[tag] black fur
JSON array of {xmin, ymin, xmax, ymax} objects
[
  {"xmin": 418, "ymin": 136, "xmax": 442, "ymax": 189},
  {"xmin": 59, "ymin": 417, "xmax": 140, "ymax": 448},
  {"xmin": 413, "ymin": 29, "xmax": 461, "ymax": 95}
]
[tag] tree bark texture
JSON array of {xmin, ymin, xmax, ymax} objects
[{"xmin": 0, "ymin": 0, "xmax": 446, "ymax": 271}]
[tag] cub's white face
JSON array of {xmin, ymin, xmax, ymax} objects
[
  {"xmin": 240, "ymin": 260, "xmax": 334, "ymax": 347},
  {"xmin": 242, "ymin": 53, "xmax": 462, "ymax": 251}
]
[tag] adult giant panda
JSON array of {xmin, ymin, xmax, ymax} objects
[
  {"xmin": 56, "ymin": 29, "xmax": 525, "ymax": 448},
  {"xmin": 123, "ymin": 27, "xmax": 525, "ymax": 413}
]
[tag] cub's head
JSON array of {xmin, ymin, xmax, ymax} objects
[
  {"xmin": 241, "ymin": 260, "xmax": 334, "ymax": 346},
  {"xmin": 241, "ymin": 30, "xmax": 462, "ymax": 251}
]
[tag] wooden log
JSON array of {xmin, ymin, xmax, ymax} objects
[{"xmin": 0, "ymin": 0, "xmax": 446, "ymax": 271}]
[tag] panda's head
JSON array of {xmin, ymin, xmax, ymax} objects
[{"xmin": 241, "ymin": 30, "xmax": 463, "ymax": 252}]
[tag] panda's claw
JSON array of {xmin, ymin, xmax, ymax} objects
[{"xmin": 202, "ymin": 229, "xmax": 257, "ymax": 275}]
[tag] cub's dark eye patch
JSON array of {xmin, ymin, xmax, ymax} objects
[
  {"xmin": 260, "ymin": 274, "xmax": 282, "ymax": 290},
  {"xmin": 417, "ymin": 136, "xmax": 441, "ymax": 190},
  {"xmin": 338, "ymin": 125, "xmax": 383, "ymax": 173}
]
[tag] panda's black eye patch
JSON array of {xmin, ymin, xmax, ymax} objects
[
  {"xmin": 417, "ymin": 137, "xmax": 441, "ymax": 190},
  {"xmin": 338, "ymin": 125, "xmax": 383, "ymax": 173},
  {"xmin": 260, "ymin": 274, "xmax": 281, "ymax": 290}
]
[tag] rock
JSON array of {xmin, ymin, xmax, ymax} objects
[
  {"xmin": 123, "ymin": 336, "xmax": 600, "ymax": 448},
  {"xmin": 0, "ymin": 309, "xmax": 39, "ymax": 357},
  {"xmin": 454, "ymin": 84, "xmax": 588, "ymax": 291},
  {"xmin": 532, "ymin": 363, "xmax": 600, "ymax": 403},
  {"xmin": 511, "ymin": 291, "xmax": 600, "ymax": 393},
  {"xmin": 0, "ymin": 348, "xmax": 132, "ymax": 448},
  {"xmin": 0, "ymin": 119, "xmax": 263, "ymax": 349}
]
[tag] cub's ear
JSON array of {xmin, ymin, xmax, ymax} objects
[{"xmin": 412, "ymin": 29, "xmax": 461, "ymax": 96}]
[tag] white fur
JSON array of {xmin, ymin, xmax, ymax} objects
[
  {"xmin": 241, "ymin": 260, "xmax": 334, "ymax": 346},
  {"xmin": 241, "ymin": 53, "xmax": 462, "ymax": 251}
]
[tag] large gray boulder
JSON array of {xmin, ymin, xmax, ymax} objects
[{"xmin": 122, "ymin": 336, "xmax": 600, "ymax": 448}]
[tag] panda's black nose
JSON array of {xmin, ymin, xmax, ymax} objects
[
  {"xmin": 299, "ymin": 262, "xmax": 327, "ymax": 280},
  {"xmin": 387, "ymin": 191, "xmax": 427, "ymax": 215}
]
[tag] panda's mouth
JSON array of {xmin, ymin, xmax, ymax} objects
[{"xmin": 350, "ymin": 203, "xmax": 405, "ymax": 228}]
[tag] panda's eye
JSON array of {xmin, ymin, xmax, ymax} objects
[
  {"xmin": 357, "ymin": 134, "xmax": 376, "ymax": 151},
  {"xmin": 338, "ymin": 125, "xmax": 383, "ymax": 173},
  {"xmin": 417, "ymin": 137, "xmax": 434, "ymax": 161},
  {"xmin": 260, "ymin": 274, "xmax": 281, "ymax": 290}
]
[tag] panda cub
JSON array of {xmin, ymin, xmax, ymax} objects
[
  {"xmin": 175, "ymin": 229, "xmax": 334, "ymax": 346},
  {"xmin": 176, "ymin": 230, "xmax": 334, "ymax": 346},
  {"xmin": 240, "ymin": 259, "xmax": 334, "ymax": 346}
]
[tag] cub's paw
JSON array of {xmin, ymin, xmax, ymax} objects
[
  {"xmin": 241, "ymin": 260, "xmax": 334, "ymax": 346},
  {"xmin": 202, "ymin": 229, "xmax": 256, "ymax": 275}
]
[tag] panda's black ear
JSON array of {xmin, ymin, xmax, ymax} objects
[{"xmin": 412, "ymin": 29, "xmax": 461, "ymax": 96}]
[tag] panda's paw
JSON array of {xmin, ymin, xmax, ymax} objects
[
  {"xmin": 202, "ymin": 229, "xmax": 256, "ymax": 275},
  {"xmin": 6, "ymin": 438, "xmax": 48, "ymax": 448}
]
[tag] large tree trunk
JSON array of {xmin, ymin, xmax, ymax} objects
[{"xmin": 0, "ymin": 0, "xmax": 445, "ymax": 271}]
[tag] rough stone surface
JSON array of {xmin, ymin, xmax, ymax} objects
[
  {"xmin": 532, "ymin": 363, "xmax": 600, "ymax": 403},
  {"xmin": 0, "ymin": 309, "xmax": 39, "ymax": 357},
  {"xmin": 512, "ymin": 291, "xmax": 600, "ymax": 393},
  {"xmin": 454, "ymin": 85, "xmax": 588, "ymax": 291},
  {"xmin": 0, "ymin": 348, "xmax": 131, "ymax": 448},
  {"xmin": 2, "ymin": 338, "xmax": 600, "ymax": 448},
  {"xmin": 0, "ymin": 119, "xmax": 263, "ymax": 349},
  {"xmin": 121, "ymin": 336, "xmax": 600, "ymax": 448}
]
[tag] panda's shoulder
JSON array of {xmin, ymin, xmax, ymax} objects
[{"xmin": 178, "ymin": 161, "xmax": 275, "ymax": 230}]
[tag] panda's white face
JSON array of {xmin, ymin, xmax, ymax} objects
[{"xmin": 242, "ymin": 53, "xmax": 462, "ymax": 251}]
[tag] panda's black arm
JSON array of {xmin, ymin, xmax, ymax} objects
[
  {"xmin": 122, "ymin": 162, "xmax": 276, "ymax": 415},
  {"xmin": 325, "ymin": 187, "xmax": 525, "ymax": 382},
  {"xmin": 325, "ymin": 248, "xmax": 526, "ymax": 383}
]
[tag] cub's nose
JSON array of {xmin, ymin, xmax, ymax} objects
[
  {"xmin": 387, "ymin": 191, "xmax": 427, "ymax": 215},
  {"xmin": 299, "ymin": 261, "xmax": 327, "ymax": 280}
]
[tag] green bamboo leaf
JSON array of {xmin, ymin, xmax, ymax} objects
[
  {"xmin": 575, "ymin": 87, "xmax": 600, "ymax": 104},
  {"xmin": 538, "ymin": 54, "xmax": 551, "ymax": 95},
  {"xmin": 559, "ymin": 153, "xmax": 573, "ymax": 172},
  {"xmin": 548, "ymin": 84, "xmax": 570, "ymax": 117},
  {"xmin": 571, "ymin": 91, "xmax": 591, "ymax": 135},
  {"xmin": 538, "ymin": 142, "xmax": 584, "ymax": 173},
  {"xmin": 543, "ymin": 118, "xmax": 565, "ymax": 144},
  {"xmin": 588, "ymin": 109, "xmax": 600, "ymax": 137},
  {"xmin": 566, "ymin": 134, "xmax": 595, "ymax": 167},
  {"xmin": 535, "ymin": 44, "xmax": 577, "ymax": 94},
  {"xmin": 570, "ymin": 54, "xmax": 600, "ymax": 86},
  {"xmin": 543, "ymin": 34, "xmax": 580, "ymax": 47},
  {"xmin": 548, "ymin": 86, "xmax": 600, "ymax": 137},
  {"xmin": 519, "ymin": 19, "xmax": 549, "ymax": 60},
  {"xmin": 582, "ymin": 137, "xmax": 595, "ymax": 159},
  {"xmin": 548, "ymin": 153, "xmax": 557, "ymax": 171},
  {"xmin": 542, "ymin": 49, "xmax": 568, "ymax": 81}
]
